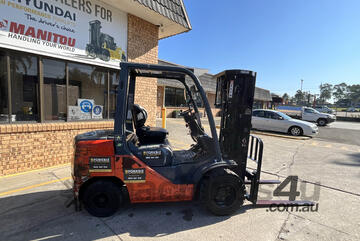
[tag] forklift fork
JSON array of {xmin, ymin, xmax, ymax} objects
[{"xmin": 245, "ymin": 135, "xmax": 314, "ymax": 207}]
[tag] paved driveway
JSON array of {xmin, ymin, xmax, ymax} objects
[{"xmin": 0, "ymin": 119, "xmax": 359, "ymax": 241}]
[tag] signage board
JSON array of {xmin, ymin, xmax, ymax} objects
[
  {"xmin": 67, "ymin": 106, "xmax": 81, "ymax": 121},
  {"xmin": 78, "ymin": 99, "xmax": 94, "ymax": 113},
  {"xmin": 92, "ymin": 105, "xmax": 103, "ymax": 119},
  {"xmin": 89, "ymin": 157, "xmax": 112, "ymax": 172},
  {"xmin": 0, "ymin": 0, "xmax": 127, "ymax": 69},
  {"xmin": 68, "ymin": 105, "xmax": 92, "ymax": 121}
]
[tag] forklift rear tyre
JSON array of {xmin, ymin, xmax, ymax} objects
[
  {"xmin": 83, "ymin": 180, "xmax": 123, "ymax": 217},
  {"xmin": 200, "ymin": 168, "xmax": 245, "ymax": 216}
]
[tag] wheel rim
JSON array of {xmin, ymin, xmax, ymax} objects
[
  {"xmin": 319, "ymin": 120, "xmax": 325, "ymax": 125},
  {"xmin": 212, "ymin": 184, "xmax": 236, "ymax": 207},
  {"xmin": 93, "ymin": 193, "xmax": 109, "ymax": 208},
  {"xmin": 291, "ymin": 127, "xmax": 300, "ymax": 136}
]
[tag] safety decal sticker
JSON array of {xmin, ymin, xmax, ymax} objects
[
  {"xmin": 142, "ymin": 150, "xmax": 162, "ymax": 160},
  {"xmin": 228, "ymin": 80, "xmax": 234, "ymax": 98},
  {"xmin": 124, "ymin": 168, "xmax": 146, "ymax": 183},
  {"xmin": 89, "ymin": 157, "xmax": 112, "ymax": 172}
]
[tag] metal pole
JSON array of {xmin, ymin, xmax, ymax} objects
[
  {"xmin": 6, "ymin": 52, "xmax": 12, "ymax": 123},
  {"xmin": 38, "ymin": 56, "xmax": 44, "ymax": 122},
  {"xmin": 161, "ymin": 107, "xmax": 166, "ymax": 128}
]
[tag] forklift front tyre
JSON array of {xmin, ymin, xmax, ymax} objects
[
  {"xmin": 200, "ymin": 168, "xmax": 245, "ymax": 216},
  {"xmin": 83, "ymin": 180, "xmax": 123, "ymax": 217}
]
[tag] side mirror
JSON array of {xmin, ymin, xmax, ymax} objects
[{"xmin": 278, "ymin": 116, "xmax": 284, "ymax": 120}]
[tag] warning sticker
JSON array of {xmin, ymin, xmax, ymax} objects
[
  {"xmin": 142, "ymin": 150, "xmax": 162, "ymax": 160},
  {"xmin": 124, "ymin": 168, "xmax": 146, "ymax": 183},
  {"xmin": 89, "ymin": 157, "xmax": 112, "ymax": 172},
  {"xmin": 228, "ymin": 80, "xmax": 234, "ymax": 98}
]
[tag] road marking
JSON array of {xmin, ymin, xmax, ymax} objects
[
  {"xmin": 0, "ymin": 176, "xmax": 71, "ymax": 197},
  {"xmin": 0, "ymin": 163, "xmax": 70, "ymax": 179},
  {"xmin": 325, "ymin": 144, "xmax": 333, "ymax": 148}
]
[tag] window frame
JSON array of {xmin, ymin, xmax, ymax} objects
[
  {"xmin": 0, "ymin": 47, "xmax": 119, "ymax": 124},
  {"xmin": 164, "ymin": 86, "xmax": 186, "ymax": 107}
]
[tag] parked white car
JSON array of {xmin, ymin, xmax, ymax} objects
[
  {"xmin": 252, "ymin": 109, "xmax": 319, "ymax": 136},
  {"xmin": 314, "ymin": 106, "xmax": 335, "ymax": 114},
  {"xmin": 277, "ymin": 106, "xmax": 336, "ymax": 126}
]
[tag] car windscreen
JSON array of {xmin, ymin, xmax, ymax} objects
[
  {"xmin": 305, "ymin": 108, "xmax": 320, "ymax": 114},
  {"xmin": 276, "ymin": 111, "xmax": 292, "ymax": 120}
]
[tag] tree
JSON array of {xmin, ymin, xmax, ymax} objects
[
  {"xmin": 319, "ymin": 83, "xmax": 333, "ymax": 103},
  {"xmin": 333, "ymin": 83, "xmax": 348, "ymax": 103},
  {"xmin": 347, "ymin": 84, "xmax": 360, "ymax": 104},
  {"xmin": 282, "ymin": 93, "xmax": 289, "ymax": 104},
  {"xmin": 294, "ymin": 90, "xmax": 305, "ymax": 105}
]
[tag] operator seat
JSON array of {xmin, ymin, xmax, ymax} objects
[{"xmin": 131, "ymin": 104, "xmax": 168, "ymax": 145}]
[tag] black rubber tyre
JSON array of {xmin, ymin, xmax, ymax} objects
[
  {"xmin": 289, "ymin": 126, "xmax": 303, "ymax": 136},
  {"xmin": 200, "ymin": 168, "xmax": 245, "ymax": 216},
  {"xmin": 83, "ymin": 180, "xmax": 123, "ymax": 217},
  {"xmin": 317, "ymin": 118, "xmax": 327, "ymax": 126}
]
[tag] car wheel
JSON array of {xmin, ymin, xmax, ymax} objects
[
  {"xmin": 200, "ymin": 168, "xmax": 245, "ymax": 216},
  {"xmin": 289, "ymin": 126, "xmax": 303, "ymax": 136},
  {"xmin": 317, "ymin": 118, "xmax": 327, "ymax": 126},
  {"xmin": 83, "ymin": 180, "xmax": 123, "ymax": 217}
]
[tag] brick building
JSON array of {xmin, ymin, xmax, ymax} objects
[
  {"xmin": 156, "ymin": 59, "xmax": 272, "ymax": 118},
  {"xmin": 0, "ymin": 0, "xmax": 191, "ymax": 176}
]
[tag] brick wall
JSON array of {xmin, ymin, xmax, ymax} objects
[
  {"xmin": 156, "ymin": 86, "xmax": 164, "ymax": 117},
  {"xmin": 128, "ymin": 14, "xmax": 159, "ymax": 126},
  {"xmin": 0, "ymin": 122, "xmax": 114, "ymax": 176},
  {"xmin": 0, "ymin": 14, "xmax": 159, "ymax": 176}
]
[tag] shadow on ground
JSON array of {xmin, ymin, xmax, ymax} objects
[
  {"xmin": 333, "ymin": 152, "xmax": 360, "ymax": 167},
  {"xmin": 0, "ymin": 189, "xmax": 254, "ymax": 241}
]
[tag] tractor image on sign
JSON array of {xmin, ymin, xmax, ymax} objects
[{"xmin": 71, "ymin": 62, "xmax": 313, "ymax": 217}]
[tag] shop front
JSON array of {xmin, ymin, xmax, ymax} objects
[{"xmin": 0, "ymin": 0, "xmax": 191, "ymax": 176}]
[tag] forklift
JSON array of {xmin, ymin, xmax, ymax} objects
[
  {"xmin": 72, "ymin": 62, "xmax": 312, "ymax": 217},
  {"xmin": 86, "ymin": 20, "xmax": 126, "ymax": 62}
]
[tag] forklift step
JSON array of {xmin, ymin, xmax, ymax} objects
[
  {"xmin": 255, "ymin": 200, "xmax": 315, "ymax": 206},
  {"xmin": 244, "ymin": 180, "xmax": 281, "ymax": 185}
]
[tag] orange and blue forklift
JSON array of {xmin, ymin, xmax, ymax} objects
[{"xmin": 72, "ymin": 62, "xmax": 312, "ymax": 217}]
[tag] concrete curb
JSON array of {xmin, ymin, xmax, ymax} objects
[{"xmin": 215, "ymin": 125, "xmax": 311, "ymax": 140}]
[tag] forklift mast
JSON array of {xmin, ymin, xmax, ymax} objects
[
  {"xmin": 89, "ymin": 20, "xmax": 102, "ymax": 47},
  {"xmin": 215, "ymin": 70, "xmax": 256, "ymax": 179}
]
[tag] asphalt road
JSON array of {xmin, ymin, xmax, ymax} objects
[
  {"xmin": 315, "ymin": 121, "xmax": 360, "ymax": 146},
  {"xmin": 209, "ymin": 117, "xmax": 360, "ymax": 146}
]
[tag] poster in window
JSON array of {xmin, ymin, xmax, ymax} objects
[
  {"xmin": 78, "ymin": 99, "xmax": 94, "ymax": 113},
  {"xmin": 0, "ymin": 0, "xmax": 127, "ymax": 69},
  {"xmin": 92, "ymin": 105, "xmax": 103, "ymax": 119}
]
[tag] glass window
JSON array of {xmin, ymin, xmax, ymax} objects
[
  {"xmin": 165, "ymin": 87, "xmax": 175, "ymax": 107},
  {"xmin": 304, "ymin": 108, "xmax": 315, "ymax": 113},
  {"xmin": 175, "ymin": 88, "xmax": 186, "ymax": 107},
  {"xmin": 0, "ymin": 51, "xmax": 9, "ymax": 123},
  {"xmin": 165, "ymin": 87, "xmax": 186, "ymax": 107},
  {"xmin": 265, "ymin": 111, "xmax": 280, "ymax": 119},
  {"xmin": 43, "ymin": 59, "xmax": 66, "ymax": 121},
  {"xmin": 68, "ymin": 63, "xmax": 107, "ymax": 119},
  {"xmin": 10, "ymin": 53, "xmax": 39, "ymax": 122},
  {"xmin": 253, "ymin": 110, "xmax": 265, "ymax": 117}
]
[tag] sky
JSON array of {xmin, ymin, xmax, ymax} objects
[{"xmin": 159, "ymin": 0, "xmax": 360, "ymax": 97}]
